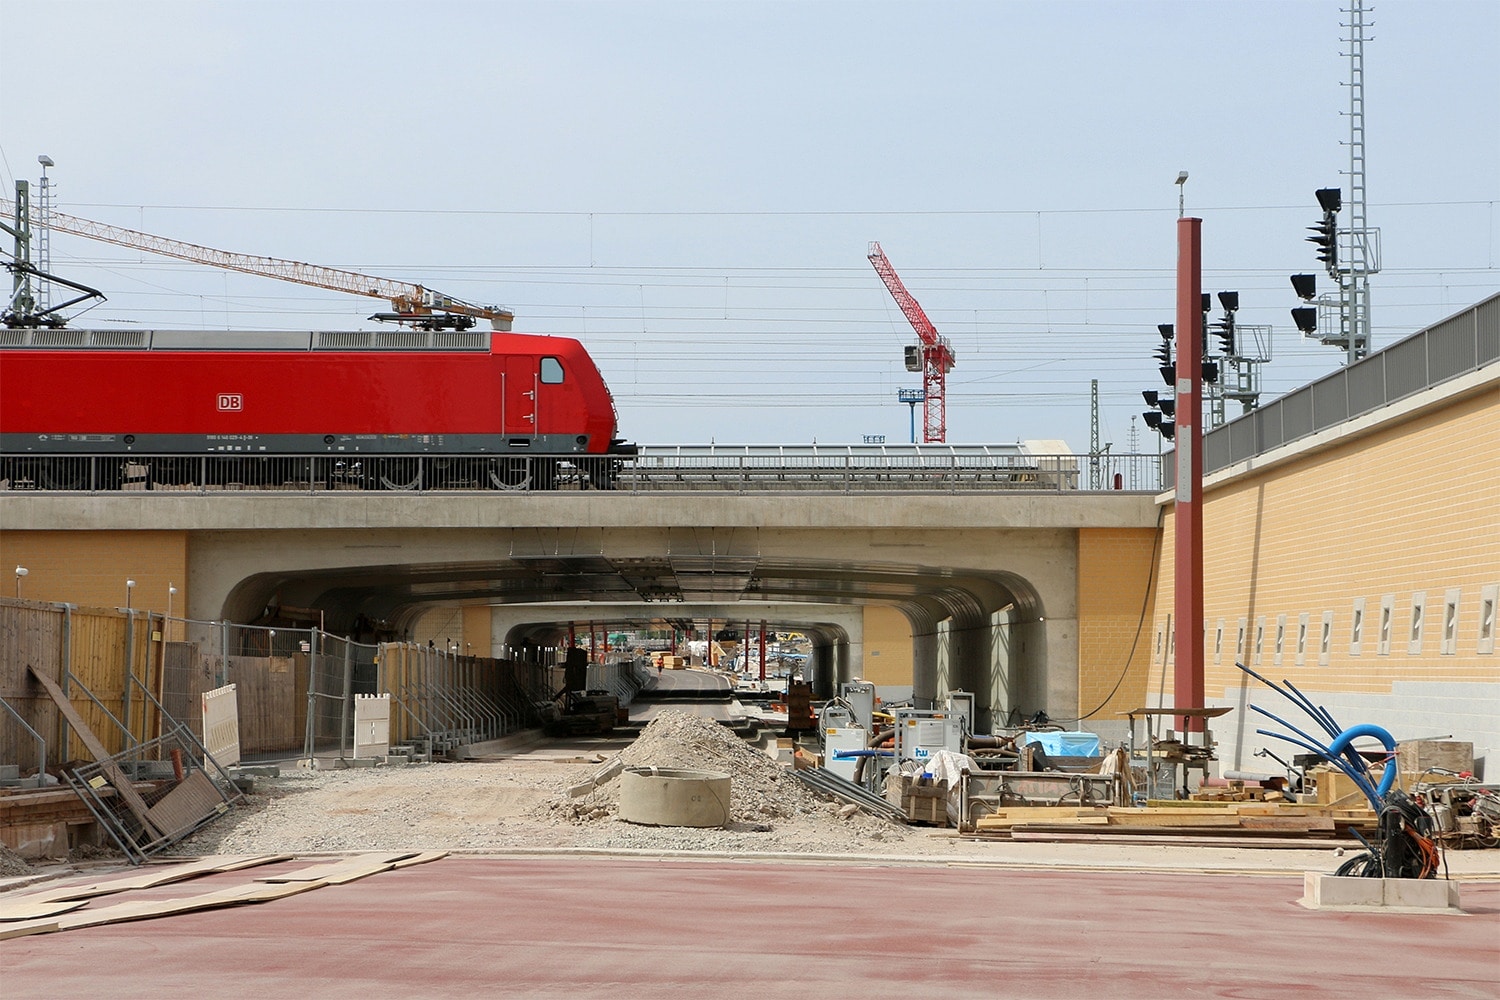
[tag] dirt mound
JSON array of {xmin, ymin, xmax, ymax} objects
[{"xmin": 555, "ymin": 710, "xmax": 826, "ymax": 824}]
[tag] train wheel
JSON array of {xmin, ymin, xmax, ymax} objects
[
  {"xmin": 150, "ymin": 458, "xmax": 198, "ymax": 487},
  {"xmin": 376, "ymin": 458, "xmax": 423, "ymax": 491},
  {"xmin": 2, "ymin": 458, "xmax": 37, "ymax": 490},
  {"xmin": 94, "ymin": 459, "xmax": 123, "ymax": 491},
  {"xmin": 583, "ymin": 457, "xmax": 620, "ymax": 491},
  {"xmin": 37, "ymin": 459, "xmax": 88, "ymax": 491},
  {"xmin": 486, "ymin": 457, "xmax": 532, "ymax": 491},
  {"xmin": 533, "ymin": 459, "xmax": 558, "ymax": 491}
]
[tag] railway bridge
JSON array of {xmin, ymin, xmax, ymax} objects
[{"xmin": 0, "ymin": 487, "xmax": 1160, "ymax": 732}]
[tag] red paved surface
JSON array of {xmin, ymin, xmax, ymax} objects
[{"xmin": 3, "ymin": 856, "xmax": 1497, "ymax": 999}]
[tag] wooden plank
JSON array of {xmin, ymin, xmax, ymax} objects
[
  {"xmin": 1007, "ymin": 830, "xmax": 1363, "ymax": 849},
  {"xmin": 977, "ymin": 815, "xmax": 1112, "ymax": 830},
  {"xmin": 1239, "ymin": 816, "xmax": 1335, "ymax": 833},
  {"xmin": 0, "ymin": 898, "xmax": 90, "ymax": 922},
  {"xmin": 42, "ymin": 878, "xmax": 329, "ymax": 932},
  {"xmin": 256, "ymin": 851, "xmax": 420, "ymax": 885},
  {"xmin": 390, "ymin": 851, "xmax": 448, "ymax": 869},
  {"xmin": 0, "ymin": 920, "xmax": 60, "ymax": 940},
  {"xmin": 25, "ymin": 664, "xmax": 163, "ymax": 840},
  {"xmin": 3, "ymin": 854, "xmax": 291, "ymax": 907},
  {"xmin": 1106, "ymin": 811, "xmax": 1243, "ymax": 828},
  {"xmin": 975, "ymin": 806, "xmax": 1109, "ymax": 819}
]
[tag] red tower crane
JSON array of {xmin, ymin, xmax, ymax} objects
[{"xmin": 867, "ymin": 241, "xmax": 956, "ymax": 443}]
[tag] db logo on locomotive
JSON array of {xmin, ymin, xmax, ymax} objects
[{"xmin": 217, "ymin": 393, "xmax": 244, "ymax": 411}]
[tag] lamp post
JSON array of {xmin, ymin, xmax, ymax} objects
[
  {"xmin": 897, "ymin": 387, "xmax": 924, "ymax": 444},
  {"xmin": 1175, "ymin": 171, "xmax": 1189, "ymax": 218},
  {"xmin": 125, "ymin": 578, "xmax": 136, "ymax": 612},
  {"xmin": 167, "ymin": 584, "xmax": 178, "ymax": 640},
  {"xmin": 14, "ymin": 566, "xmax": 27, "ymax": 598}
]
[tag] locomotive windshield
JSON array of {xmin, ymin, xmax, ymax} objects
[{"xmin": 540, "ymin": 357, "xmax": 564, "ymax": 384}]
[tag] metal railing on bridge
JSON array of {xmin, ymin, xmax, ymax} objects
[{"xmin": 1, "ymin": 445, "xmax": 1166, "ymax": 494}]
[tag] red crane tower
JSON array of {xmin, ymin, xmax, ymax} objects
[{"xmin": 867, "ymin": 241, "xmax": 956, "ymax": 443}]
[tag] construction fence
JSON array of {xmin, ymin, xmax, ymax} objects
[{"xmin": 0, "ymin": 597, "xmax": 622, "ymax": 777}]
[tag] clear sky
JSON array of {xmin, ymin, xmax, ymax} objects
[{"xmin": 2, "ymin": 0, "xmax": 1496, "ymax": 453}]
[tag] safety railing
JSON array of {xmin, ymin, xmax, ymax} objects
[{"xmin": 0, "ymin": 449, "xmax": 1166, "ymax": 494}]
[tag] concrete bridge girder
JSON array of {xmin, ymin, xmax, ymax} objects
[
  {"xmin": 205, "ymin": 528, "xmax": 1071, "ymax": 727},
  {"xmin": 9, "ymin": 492, "xmax": 1159, "ymax": 729}
]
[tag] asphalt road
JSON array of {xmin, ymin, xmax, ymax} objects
[{"xmin": 3, "ymin": 855, "xmax": 1496, "ymax": 999}]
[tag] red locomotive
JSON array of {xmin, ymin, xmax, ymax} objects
[{"xmin": 0, "ymin": 328, "xmax": 634, "ymax": 490}]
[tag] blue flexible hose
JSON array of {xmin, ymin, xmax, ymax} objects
[{"xmin": 1326, "ymin": 723, "xmax": 1397, "ymax": 799}]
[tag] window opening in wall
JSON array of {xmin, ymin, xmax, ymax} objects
[
  {"xmin": 1320, "ymin": 611, "xmax": 1334, "ymax": 667},
  {"xmin": 1351, "ymin": 598, "xmax": 1365, "ymax": 657},
  {"xmin": 1442, "ymin": 589, "xmax": 1460, "ymax": 656},
  {"xmin": 1297, "ymin": 613, "xmax": 1309, "ymax": 661},
  {"xmin": 1214, "ymin": 622, "xmax": 1224, "ymax": 663},
  {"xmin": 1409, "ymin": 591, "xmax": 1427, "ymax": 655},
  {"xmin": 1480, "ymin": 585, "xmax": 1498, "ymax": 655},
  {"xmin": 1255, "ymin": 619, "xmax": 1265, "ymax": 665},
  {"xmin": 1274, "ymin": 616, "xmax": 1286, "ymax": 666},
  {"xmin": 1236, "ymin": 621, "xmax": 1246, "ymax": 661},
  {"xmin": 1378, "ymin": 596, "xmax": 1394, "ymax": 656}
]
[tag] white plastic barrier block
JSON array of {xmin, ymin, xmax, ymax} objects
[
  {"xmin": 201, "ymin": 683, "xmax": 242, "ymax": 767},
  {"xmin": 353, "ymin": 694, "xmax": 391, "ymax": 760}
]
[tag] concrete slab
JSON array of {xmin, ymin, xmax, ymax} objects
[{"xmin": 1, "ymin": 856, "xmax": 1496, "ymax": 998}]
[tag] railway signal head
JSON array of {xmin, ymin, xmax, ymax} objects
[
  {"xmin": 1213, "ymin": 291, "xmax": 1238, "ymax": 357},
  {"xmin": 1291, "ymin": 306, "xmax": 1319, "ymax": 334},
  {"xmin": 1290, "ymin": 273, "xmax": 1317, "ymax": 300},
  {"xmin": 1142, "ymin": 410, "xmax": 1176, "ymax": 441},
  {"xmin": 1154, "ymin": 324, "xmax": 1175, "ymax": 385},
  {"xmin": 1307, "ymin": 188, "xmax": 1341, "ymax": 275},
  {"xmin": 1143, "ymin": 390, "xmax": 1175, "ymax": 440}
]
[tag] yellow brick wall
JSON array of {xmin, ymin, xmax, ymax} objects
[
  {"xmin": 0, "ymin": 530, "xmax": 188, "ymax": 615},
  {"xmin": 1076, "ymin": 526, "xmax": 1162, "ymax": 721},
  {"xmin": 1154, "ymin": 385, "xmax": 1500, "ymax": 699},
  {"xmin": 860, "ymin": 604, "xmax": 913, "ymax": 686}
]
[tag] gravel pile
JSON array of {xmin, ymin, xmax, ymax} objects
[
  {"xmin": 0, "ymin": 843, "xmax": 32, "ymax": 876},
  {"xmin": 171, "ymin": 712, "xmax": 914, "ymax": 859},
  {"xmin": 556, "ymin": 710, "xmax": 826, "ymax": 824}
]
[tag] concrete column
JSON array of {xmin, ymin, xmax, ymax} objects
[
  {"xmin": 946, "ymin": 611, "xmax": 991, "ymax": 728},
  {"xmin": 910, "ymin": 613, "xmax": 939, "ymax": 710}
]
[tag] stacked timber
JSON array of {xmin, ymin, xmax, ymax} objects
[{"xmin": 970, "ymin": 800, "xmax": 1377, "ymax": 845}]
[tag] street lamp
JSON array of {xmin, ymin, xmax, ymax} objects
[
  {"xmin": 14, "ymin": 566, "xmax": 27, "ymax": 598},
  {"xmin": 1175, "ymin": 171, "xmax": 1189, "ymax": 218},
  {"xmin": 125, "ymin": 578, "xmax": 136, "ymax": 611},
  {"xmin": 167, "ymin": 584, "xmax": 178, "ymax": 636}
]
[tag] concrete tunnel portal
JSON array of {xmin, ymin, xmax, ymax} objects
[{"xmin": 218, "ymin": 547, "xmax": 1055, "ymax": 733}]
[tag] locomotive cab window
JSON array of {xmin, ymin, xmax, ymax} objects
[{"xmin": 540, "ymin": 357, "xmax": 565, "ymax": 384}]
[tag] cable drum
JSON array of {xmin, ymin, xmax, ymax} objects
[{"xmin": 617, "ymin": 767, "xmax": 731, "ymax": 828}]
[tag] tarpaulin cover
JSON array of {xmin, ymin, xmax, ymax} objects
[{"xmin": 1019, "ymin": 730, "xmax": 1102, "ymax": 757}]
